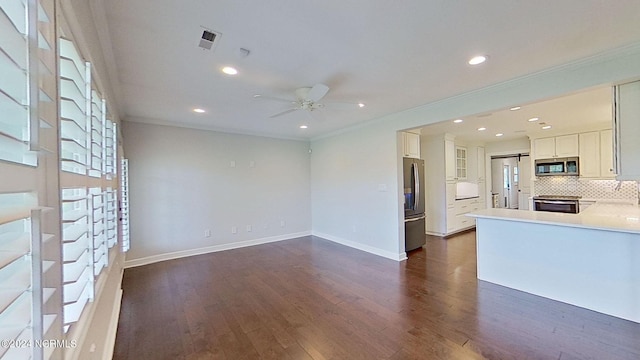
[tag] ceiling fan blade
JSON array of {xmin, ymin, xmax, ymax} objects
[
  {"xmin": 306, "ymin": 83, "xmax": 329, "ymax": 102},
  {"xmin": 322, "ymin": 102, "xmax": 361, "ymax": 110},
  {"xmin": 254, "ymin": 94, "xmax": 296, "ymax": 104},
  {"xmin": 269, "ymin": 108, "xmax": 299, "ymax": 118}
]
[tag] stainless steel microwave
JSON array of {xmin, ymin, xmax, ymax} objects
[{"xmin": 534, "ymin": 157, "xmax": 579, "ymax": 176}]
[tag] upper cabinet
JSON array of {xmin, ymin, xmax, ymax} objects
[
  {"xmin": 600, "ymin": 130, "xmax": 615, "ymax": 178},
  {"xmin": 476, "ymin": 147, "xmax": 486, "ymax": 182},
  {"xmin": 613, "ymin": 81, "xmax": 640, "ymax": 180},
  {"xmin": 534, "ymin": 134, "xmax": 579, "ymax": 159},
  {"xmin": 455, "ymin": 146, "xmax": 467, "ymax": 180},
  {"xmin": 402, "ymin": 132, "xmax": 421, "ymax": 159},
  {"xmin": 445, "ymin": 138, "xmax": 456, "ymax": 181},
  {"xmin": 579, "ymin": 130, "xmax": 615, "ymax": 178}
]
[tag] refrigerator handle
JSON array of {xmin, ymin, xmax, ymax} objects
[{"xmin": 413, "ymin": 162, "xmax": 420, "ymax": 211}]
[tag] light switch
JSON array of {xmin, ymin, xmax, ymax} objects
[
  {"xmin": 231, "ymin": 226, "xmax": 237, "ymax": 234},
  {"xmin": 249, "ymin": 161, "xmax": 255, "ymax": 168},
  {"xmin": 230, "ymin": 161, "xmax": 236, "ymax": 168},
  {"xmin": 378, "ymin": 184, "xmax": 387, "ymax": 192}
]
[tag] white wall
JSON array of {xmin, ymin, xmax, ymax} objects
[
  {"xmin": 310, "ymin": 120, "xmax": 404, "ymax": 259},
  {"xmin": 123, "ymin": 121, "xmax": 312, "ymax": 265},
  {"xmin": 485, "ymin": 137, "xmax": 531, "ymax": 155},
  {"xmin": 310, "ymin": 43, "xmax": 640, "ymax": 260}
]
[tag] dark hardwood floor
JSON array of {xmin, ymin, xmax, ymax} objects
[{"xmin": 114, "ymin": 232, "xmax": 640, "ymax": 359}]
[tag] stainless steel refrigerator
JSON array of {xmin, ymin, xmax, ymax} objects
[{"xmin": 403, "ymin": 157, "xmax": 426, "ymax": 251}]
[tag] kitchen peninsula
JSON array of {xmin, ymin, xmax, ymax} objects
[{"xmin": 468, "ymin": 202, "xmax": 640, "ymax": 323}]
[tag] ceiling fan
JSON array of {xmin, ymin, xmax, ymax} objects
[{"xmin": 254, "ymin": 83, "xmax": 363, "ymax": 119}]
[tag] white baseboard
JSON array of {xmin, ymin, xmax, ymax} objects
[
  {"xmin": 312, "ymin": 231, "xmax": 407, "ymax": 261},
  {"xmin": 124, "ymin": 231, "xmax": 312, "ymax": 268},
  {"xmin": 103, "ymin": 287, "xmax": 123, "ymax": 360}
]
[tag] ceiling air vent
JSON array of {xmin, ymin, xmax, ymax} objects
[{"xmin": 199, "ymin": 30, "xmax": 219, "ymax": 50}]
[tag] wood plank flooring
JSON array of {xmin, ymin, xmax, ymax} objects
[{"xmin": 114, "ymin": 232, "xmax": 640, "ymax": 359}]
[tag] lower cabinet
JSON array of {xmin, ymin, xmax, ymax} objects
[{"xmin": 445, "ymin": 198, "xmax": 482, "ymax": 235}]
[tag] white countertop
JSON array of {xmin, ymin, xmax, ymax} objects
[{"xmin": 468, "ymin": 202, "xmax": 640, "ymax": 234}]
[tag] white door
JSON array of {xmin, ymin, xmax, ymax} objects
[
  {"xmin": 518, "ymin": 156, "xmax": 531, "ymax": 210},
  {"xmin": 491, "ymin": 159, "xmax": 504, "ymax": 208}
]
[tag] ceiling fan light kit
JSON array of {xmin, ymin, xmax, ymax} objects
[{"xmin": 255, "ymin": 83, "xmax": 363, "ymax": 119}]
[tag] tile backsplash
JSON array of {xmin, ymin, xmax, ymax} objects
[{"xmin": 534, "ymin": 177, "xmax": 639, "ymax": 200}]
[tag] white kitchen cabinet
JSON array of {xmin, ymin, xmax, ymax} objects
[
  {"xmin": 445, "ymin": 138, "xmax": 456, "ymax": 181},
  {"xmin": 477, "ymin": 147, "xmax": 486, "ymax": 182},
  {"xmin": 613, "ymin": 81, "xmax": 640, "ymax": 180},
  {"xmin": 534, "ymin": 137, "xmax": 557, "ymax": 159},
  {"xmin": 579, "ymin": 132, "xmax": 600, "ymax": 178},
  {"xmin": 534, "ymin": 134, "xmax": 579, "ymax": 159},
  {"xmin": 455, "ymin": 146, "xmax": 467, "ymax": 180},
  {"xmin": 402, "ymin": 132, "xmax": 421, "ymax": 158},
  {"xmin": 600, "ymin": 130, "xmax": 615, "ymax": 178},
  {"xmin": 555, "ymin": 134, "xmax": 579, "ymax": 157}
]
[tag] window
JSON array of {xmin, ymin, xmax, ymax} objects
[
  {"xmin": 58, "ymin": 35, "xmax": 121, "ymax": 334},
  {"xmin": 1, "ymin": 0, "xmax": 59, "ymax": 358}
]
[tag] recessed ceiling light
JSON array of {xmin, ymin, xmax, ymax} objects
[
  {"xmin": 299, "ymin": 125, "xmax": 308, "ymax": 129},
  {"xmin": 468, "ymin": 55, "xmax": 487, "ymax": 65},
  {"xmin": 477, "ymin": 127, "xmax": 486, "ymax": 131},
  {"xmin": 510, "ymin": 106, "xmax": 521, "ymax": 111},
  {"xmin": 193, "ymin": 108, "xmax": 206, "ymax": 113},
  {"xmin": 528, "ymin": 117, "xmax": 539, "ymax": 122},
  {"xmin": 542, "ymin": 125, "xmax": 552, "ymax": 130},
  {"xmin": 221, "ymin": 66, "xmax": 238, "ymax": 75},
  {"xmin": 358, "ymin": 103, "xmax": 365, "ymax": 108},
  {"xmin": 495, "ymin": 133, "xmax": 504, "ymax": 137},
  {"xmin": 453, "ymin": 119, "xmax": 463, "ymax": 123}
]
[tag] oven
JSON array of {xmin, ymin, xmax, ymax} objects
[{"xmin": 533, "ymin": 195, "xmax": 580, "ymax": 214}]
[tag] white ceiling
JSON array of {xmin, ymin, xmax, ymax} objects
[
  {"xmin": 419, "ymin": 86, "xmax": 612, "ymax": 143},
  {"xmin": 100, "ymin": 0, "xmax": 640, "ymax": 140}
]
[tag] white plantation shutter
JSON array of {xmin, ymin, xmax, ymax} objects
[
  {"xmin": 1, "ymin": 0, "xmax": 60, "ymax": 358},
  {"xmin": 59, "ymin": 38, "xmax": 89, "ymax": 175},
  {"xmin": 0, "ymin": 193, "xmax": 35, "ymax": 360},
  {"xmin": 0, "ymin": 193, "xmax": 57, "ymax": 360},
  {"xmin": 106, "ymin": 188, "xmax": 117, "ymax": 248},
  {"xmin": 120, "ymin": 159, "xmax": 130, "ymax": 252},
  {"xmin": 0, "ymin": 0, "xmax": 36, "ymax": 166},
  {"xmin": 89, "ymin": 92, "xmax": 103, "ymax": 178},
  {"xmin": 60, "ymin": 188, "xmax": 93, "ymax": 331},
  {"xmin": 91, "ymin": 188, "xmax": 107, "ymax": 275}
]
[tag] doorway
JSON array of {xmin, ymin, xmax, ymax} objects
[{"xmin": 491, "ymin": 154, "xmax": 530, "ymax": 210}]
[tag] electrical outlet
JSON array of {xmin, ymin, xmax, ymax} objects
[
  {"xmin": 280, "ymin": 220, "xmax": 285, "ymax": 227},
  {"xmin": 249, "ymin": 160, "xmax": 255, "ymax": 168},
  {"xmin": 230, "ymin": 160, "xmax": 236, "ymax": 168},
  {"xmin": 231, "ymin": 226, "xmax": 237, "ymax": 234},
  {"xmin": 352, "ymin": 225, "xmax": 357, "ymax": 233},
  {"xmin": 204, "ymin": 229, "xmax": 211, "ymax": 237},
  {"xmin": 246, "ymin": 225, "xmax": 252, "ymax": 232}
]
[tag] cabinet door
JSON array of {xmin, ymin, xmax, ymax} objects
[
  {"xmin": 477, "ymin": 147, "xmax": 485, "ymax": 181},
  {"xmin": 578, "ymin": 132, "xmax": 600, "ymax": 177},
  {"xmin": 455, "ymin": 146, "xmax": 467, "ymax": 180},
  {"xmin": 534, "ymin": 137, "xmax": 556, "ymax": 159},
  {"xmin": 555, "ymin": 134, "xmax": 579, "ymax": 157},
  {"xmin": 614, "ymin": 81, "xmax": 640, "ymax": 180},
  {"xmin": 403, "ymin": 132, "xmax": 420, "ymax": 158},
  {"xmin": 599, "ymin": 130, "xmax": 615, "ymax": 177},
  {"xmin": 445, "ymin": 139, "xmax": 456, "ymax": 180}
]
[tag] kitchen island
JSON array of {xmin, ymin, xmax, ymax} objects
[{"xmin": 467, "ymin": 202, "xmax": 640, "ymax": 323}]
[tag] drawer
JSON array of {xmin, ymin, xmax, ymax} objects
[{"xmin": 455, "ymin": 214, "xmax": 476, "ymax": 229}]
